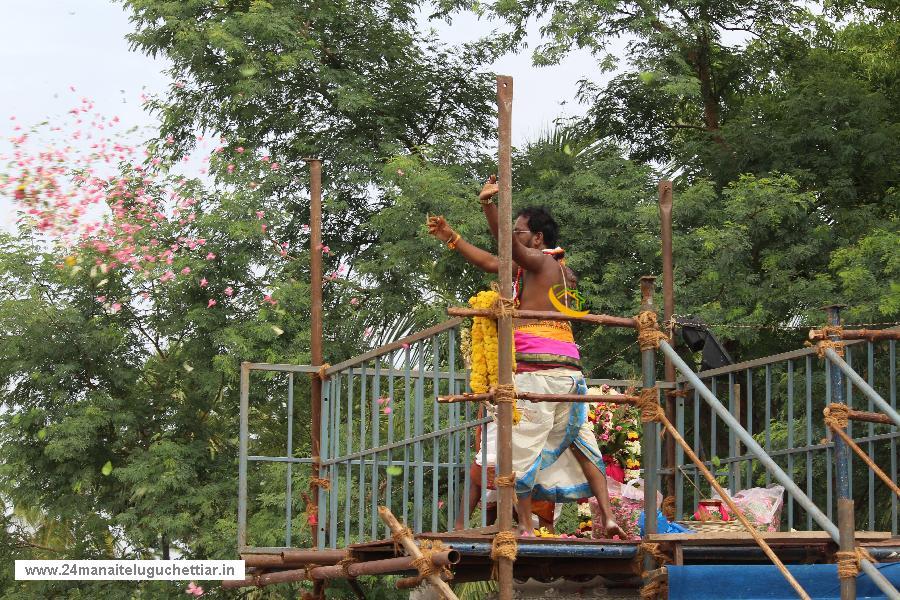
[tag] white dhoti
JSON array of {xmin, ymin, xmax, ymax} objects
[{"xmin": 512, "ymin": 367, "xmax": 606, "ymax": 502}]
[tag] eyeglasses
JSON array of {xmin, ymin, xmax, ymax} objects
[{"xmin": 513, "ymin": 229, "xmax": 532, "ymax": 235}]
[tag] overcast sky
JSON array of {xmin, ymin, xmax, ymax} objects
[
  {"xmin": 0, "ymin": 1, "xmax": 619, "ymax": 146},
  {"xmin": 0, "ymin": 1, "xmax": 627, "ymax": 232}
]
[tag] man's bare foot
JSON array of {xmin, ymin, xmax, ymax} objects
[
  {"xmin": 516, "ymin": 523, "xmax": 532, "ymax": 536},
  {"xmin": 600, "ymin": 519, "xmax": 626, "ymax": 539}
]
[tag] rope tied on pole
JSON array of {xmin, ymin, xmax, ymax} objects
[
  {"xmin": 391, "ymin": 525, "xmax": 414, "ymax": 556},
  {"xmin": 493, "ymin": 384, "xmax": 521, "ymax": 425},
  {"xmin": 304, "ymin": 563, "xmax": 319, "ymax": 581},
  {"xmin": 661, "ymin": 496, "xmax": 676, "ymax": 520},
  {"xmin": 494, "ymin": 473, "xmax": 516, "ymax": 488},
  {"xmin": 640, "ymin": 577, "xmax": 668, "ymax": 600},
  {"xmin": 310, "ymin": 477, "xmax": 331, "ymax": 490},
  {"xmin": 489, "ymin": 281, "xmax": 517, "ymax": 319},
  {"xmin": 490, "ymin": 531, "xmax": 518, "ymax": 580},
  {"xmin": 825, "ymin": 406, "xmax": 900, "ymax": 498},
  {"xmin": 315, "ymin": 363, "xmax": 332, "ymax": 380},
  {"xmin": 823, "ymin": 403, "xmax": 850, "ymax": 430},
  {"xmin": 807, "ymin": 339, "xmax": 844, "ymax": 358},
  {"xmin": 635, "ymin": 311, "xmax": 669, "ymax": 351},
  {"xmin": 836, "ymin": 547, "xmax": 877, "ymax": 580},
  {"xmin": 637, "ymin": 543, "xmax": 670, "ymax": 567},
  {"xmin": 638, "ymin": 387, "xmax": 664, "ymax": 423},
  {"xmin": 338, "ymin": 556, "xmax": 358, "ymax": 578}
]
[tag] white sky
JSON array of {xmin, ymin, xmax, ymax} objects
[{"xmin": 0, "ymin": 1, "xmax": 622, "ymax": 230}]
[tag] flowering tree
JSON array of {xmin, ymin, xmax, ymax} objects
[{"xmin": 0, "ymin": 99, "xmax": 336, "ymax": 598}]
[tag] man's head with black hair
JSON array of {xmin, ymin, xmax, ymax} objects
[{"xmin": 514, "ymin": 206, "xmax": 559, "ymax": 250}]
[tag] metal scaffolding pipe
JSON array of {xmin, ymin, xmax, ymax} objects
[
  {"xmin": 658, "ymin": 340, "xmax": 900, "ymax": 600},
  {"xmin": 825, "ymin": 348, "xmax": 900, "ymax": 428}
]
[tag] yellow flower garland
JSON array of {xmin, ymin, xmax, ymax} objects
[{"xmin": 467, "ymin": 290, "xmax": 519, "ymax": 424}]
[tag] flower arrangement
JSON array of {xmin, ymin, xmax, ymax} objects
[{"xmin": 587, "ymin": 385, "xmax": 642, "ymax": 480}]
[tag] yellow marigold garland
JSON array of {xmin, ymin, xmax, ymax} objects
[{"xmin": 467, "ymin": 290, "xmax": 518, "ymax": 423}]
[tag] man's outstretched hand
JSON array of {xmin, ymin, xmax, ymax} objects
[
  {"xmin": 479, "ymin": 174, "xmax": 499, "ymax": 204},
  {"xmin": 427, "ymin": 215, "xmax": 453, "ymax": 241}
]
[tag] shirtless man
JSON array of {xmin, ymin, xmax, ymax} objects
[{"xmin": 428, "ymin": 176, "xmax": 624, "ymax": 538}]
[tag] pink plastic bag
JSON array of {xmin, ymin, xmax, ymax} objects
[{"xmin": 714, "ymin": 485, "xmax": 785, "ymax": 532}]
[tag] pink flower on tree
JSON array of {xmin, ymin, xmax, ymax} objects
[
  {"xmin": 181, "ymin": 267, "xmax": 191, "ymax": 275},
  {"xmin": 199, "ymin": 278, "xmax": 208, "ymax": 288},
  {"xmin": 224, "ymin": 286, "xmax": 234, "ymax": 296},
  {"xmin": 207, "ymin": 299, "xmax": 216, "ymax": 308},
  {"xmin": 206, "ymin": 252, "xmax": 216, "ymax": 260},
  {"xmin": 185, "ymin": 582, "xmax": 204, "ymax": 596}
]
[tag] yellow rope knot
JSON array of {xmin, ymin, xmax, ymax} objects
[
  {"xmin": 662, "ymin": 496, "xmax": 676, "ymax": 520},
  {"xmin": 316, "ymin": 363, "xmax": 332, "ymax": 380},
  {"xmin": 635, "ymin": 311, "xmax": 669, "ymax": 351},
  {"xmin": 811, "ymin": 339, "xmax": 845, "ymax": 358},
  {"xmin": 640, "ymin": 577, "xmax": 668, "ymax": 600},
  {"xmin": 637, "ymin": 543, "xmax": 671, "ymax": 567},
  {"xmin": 489, "ymin": 281, "xmax": 517, "ymax": 319},
  {"xmin": 638, "ymin": 387, "xmax": 663, "ymax": 423},
  {"xmin": 835, "ymin": 547, "xmax": 876, "ymax": 580},
  {"xmin": 823, "ymin": 403, "xmax": 850, "ymax": 430},
  {"xmin": 493, "ymin": 384, "xmax": 521, "ymax": 425},
  {"xmin": 338, "ymin": 556, "xmax": 358, "ymax": 578},
  {"xmin": 310, "ymin": 477, "xmax": 331, "ymax": 490},
  {"xmin": 490, "ymin": 531, "xmax": 518, "ymax": 580},
  {"xmin": 391, "ymin": 525, "xmax": 413, "ymax": 556},
  {"xmin": 494, "ymin": 473, "xmax": 516, "ymax": 488},
  {"xmin": 822, "ymin": 325, "xmax": 844, "ymax": 338}
]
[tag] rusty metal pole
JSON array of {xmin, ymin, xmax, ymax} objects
[
  {"xmin": 496, "ymin": 75, "xmax": 515, "ymax": 600},
  {"xmin": 306, "ymin": 158, "xmax": 325, "ymax": 599},
  {"xmin": 659, "ymin": 180, "xmax": 676, "ymax": 500},
  {"xmin": 824, "ymin": 305, "xmax": 856, "ymax": 600},
  {"xmin": 640, "ymin": 276, "xmax": 659, "ymax": 574}
]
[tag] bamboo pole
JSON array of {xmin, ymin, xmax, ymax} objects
[
  {"xmin": 436, "ymin": 391, "xmax": 639, "ymax": 405},
  {"xmin": 447, "ymin": 306, "xmax": 637, "ymax": 328},
  {"xmin": 495, "ymin": 74, "xmax": 515, "ymax": 600},
  {"xmin": 659, "ymin": 180, "xmax": 676, "ymax": 501},
  {"xmin": 809, "ymin": 328, "xmax": 900, "ymax": 342},
  {"xmin": 378, "ymin": 506, "xmax": 459, "ymax": 600}
]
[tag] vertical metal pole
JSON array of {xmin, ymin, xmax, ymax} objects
[
  {"xmin": 640, "ymin": 276, "xmax": 659, "ymax": 572},
  {"xmin": 285, "ymin": 373, "xmax": 294, "ymax": 547},
  {"xmin": 238, "ymin": 362, "xmax": 250, "ymax": 551},
  {"xmin": 825, "ymin": 304, "xmax": 856, "ymax": 600},
  {"xmin": 306, "ymin": 158, "xmax": 324, "ymax": 557},
  {"xmin": 496, "ymin": 74, "xmax": 515, "ymax": 600},
  {"xmin": 659, "ymin": 180, "xmax": 676, "ymax": 499}
]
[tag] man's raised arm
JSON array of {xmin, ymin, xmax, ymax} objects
[
  {"xmin": 427, "ymin": 215, "xmax": 499, "ymax": 273},
  {"xmin": 477, "ymin": 175, "xmax": 547, "ymax": 274}
]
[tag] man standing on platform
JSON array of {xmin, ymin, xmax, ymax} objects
[{"xmin": 428, "ymin": 176, "xmax": 624, "ymax": 538}]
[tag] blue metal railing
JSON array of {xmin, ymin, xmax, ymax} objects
[{"xmin": 673, "ymin": 338, "xmax": 898, "ymax": 535}]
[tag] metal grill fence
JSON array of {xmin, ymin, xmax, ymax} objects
[{"xmin": 238, "ymin": 325, "xmax": 898, "ymax": 553}]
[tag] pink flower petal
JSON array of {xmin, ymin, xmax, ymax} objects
[
  {"xmin": 199, "ymin": 278, "xmax": 208, "ymax": 288},
  {"xmin": 224, "ymin": 286, "xmax": 234, "ymax": 296},
  {"xmin": 207, "ymin": 299, "xmax": 216, "ymax": 308},
  {"xmin": 206, "ymin": 252, "xmax": 216, "ymax": 260}
]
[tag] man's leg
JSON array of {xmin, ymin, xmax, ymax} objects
[
  {"xmin": 570, "ymin": 444, "xmax": 625, "ymax": 538},
  {"xmin": 455, "ymin": 477, "xmax": 482, "ymax": 530}
]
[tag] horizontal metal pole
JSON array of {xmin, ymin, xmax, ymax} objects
[
  {"xmin": 846, "ymin": 409, "xmax": 895, "ymax": 426},
  {"xmin": 246, "ymin": 363, "xmax": 320, "ymax": 373},
  {"xmin": 325, "ymin": 318, "xmax": 463, "ymax": 375},
  {"xmin": 825, "ymin": 348, "xmax": 900, "ymax": 428},
  {"xmin": 810, "ymin": 328, "xmax": 900, "ymax": 342},
  {"xmin": 248, "ymin": 456, "xmax": 315, "ymax": 464},
  {"xmin": 444, "ymin": 541, "xmax": 638, "ymax": 559},
  {"xmin": 448, "ymin": 307, "xmax": 637, "ymax": 328},
  {"xmin": 322, "ymin": 416, "xmax": 491, "ymax": 466},
  {"xmin": 677, "ymin": 431, "xmax": 900, "ymax": 468},
  {"xmin": 436, "ymin": 391, "xmax": 639, "ymax": 405},
  {"xmin": 661, "ymin": 341, "xmax": 899, "ymax": 599},
  {"xmin": 676, "ymin": 337, "xmax": 871, "ymax": 382}
]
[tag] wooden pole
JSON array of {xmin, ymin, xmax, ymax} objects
[
  {"xmin": 377, "ymin": 507, "xmax": 459, "ymax": 600},
  {"xmin": 495, "ymin": 74, "xmax": 515, "ymax": 600},
  {"xmin": 306, "ymin": 158, "xmax": 325, "ymax": 599},
  {"xmin": 659, "ymin": 181, "xmax": 676, "ymax": 500}
]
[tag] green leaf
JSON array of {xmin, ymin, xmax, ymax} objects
[
  {"xmin": 386, "ymin": 466, "xmax": 402, "ymax": 476},
  {"xmin": 101, "ymin": 461, "xmax": 113, "ymax": 476},
  {"xmin": 37, "ymin": 428, "xmax": 46, "ymax": 441}
]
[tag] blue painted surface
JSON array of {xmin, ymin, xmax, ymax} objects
[{"xmin": 668, "ymin": 564, "xmax": 900, "ymax": 599}]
